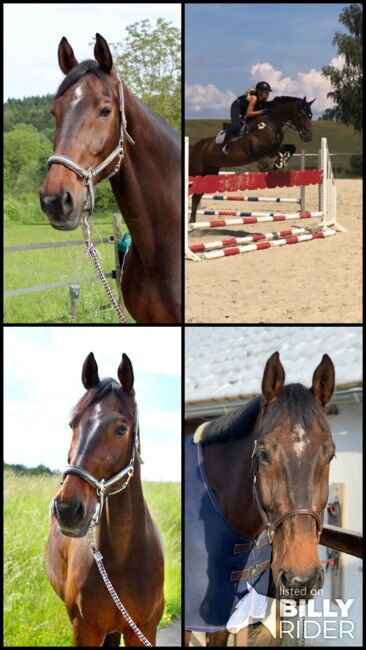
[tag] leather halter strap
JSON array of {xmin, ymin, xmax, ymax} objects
[
  {"xmin": 251, "ymin": 439, "xmax": 323, "ymax": 544},
  {"xmin": 47, "ymin": 74, "xmax": 135, "ymax": 215}
]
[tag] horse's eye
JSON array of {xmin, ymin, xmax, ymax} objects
[
  {"xmin": 101, "ymin": 107, "xmax": 112, "ymax": 117},
  {"xmin": 116, "ymin": 425, "xmax": 127, "ymax": 436},
  {"xmin": 258, "ymin": 448, "xmax": 270, "ymax": 463},
  {"xmin": 68, "ymin": 422, "xmax": 72, "ymax": 429}
]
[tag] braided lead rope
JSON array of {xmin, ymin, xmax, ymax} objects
[
  {"xmin": 88, "ymin": 526, "xmax": 152, "ymax": 647},
  {"xmin": 82, "ymin": 217, "xmax": 128, "ymax": 324}
]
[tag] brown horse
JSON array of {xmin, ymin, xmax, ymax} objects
[
  {"xmin": 185, "ymin": 351, "xmax": 335, "ymax": 646},
  {"xmin": 46, "ymin": 352, "xmax": 164, "ymax": 646},
  {"xmin": 189, "ymin": 96, "xmax": 314, "ymax": 223},
  {"xmin": 40, "ymin": 34, "xmax": 181, "ymax": 324}
]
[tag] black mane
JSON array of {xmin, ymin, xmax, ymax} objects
[
  {"xmin": 198, "ymin": 384, "xmax": 330, "ymax": 445},
  {"xmin": 71, "ymin": 378, "xmax": 127, "ymax": 423},
  {"xmin": 199, "ymin": 396, "xmax": 262, "ymax": 444},
  {"xmin": 55, "ymin": 60, "xmax": 109, "ymax": 99}
]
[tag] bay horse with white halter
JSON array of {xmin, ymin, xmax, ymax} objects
[
  {"xmin": 46, "ymin": 352, "xmax": 164, "ymax": 646},
  {"xmin": 189, "ymin": 96, "xmax": 314, "ymax": 223},
  {"xmin": 40, "ymin": 34, "xmax": 181, "ymax": 324},
  {"xmin": 185, "ymin": 351, "xmax": 335, "ymax": 647}
]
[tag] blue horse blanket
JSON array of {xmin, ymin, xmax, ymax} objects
[{"xmin": 185, "ymin": 433, "xmax": 272, "ymax": 632}]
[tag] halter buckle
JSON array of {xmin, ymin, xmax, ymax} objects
[
  {"xmin": 97, "ymin": 479, "xmax": 106, "ymax": 496},
  {"xmin": 266, "ymin": 525, "xmax": 274, "ymax": 545},
  {"xmin": 251, "ymin": 440, "xmax": 258, "ymax": 459}
]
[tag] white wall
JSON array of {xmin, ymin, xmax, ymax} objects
[{"xmin": 312, "ymin": 402, "xmax": 362, "ymax": 647}]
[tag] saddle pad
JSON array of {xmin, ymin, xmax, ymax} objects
[{"xmin": 185, "ymin": 433, "xmax": 272, "ymax": 632}]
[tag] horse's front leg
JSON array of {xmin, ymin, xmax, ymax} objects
[
  {"xmin": 206, "ymin": 630, "xmax": 230, "ymax": 646},
  {"xmin": 72, "ymin": 618, "xmax": 105, "ymax": 646},
  {"xmin": 184, "ymin": 630, "xmax": 192, "ymax": 646},
  {"xmin": 273, "ymin": 144, "xmax": 296, "ymax": 169},
  {"xmin": 123, "ymin": 623, "xmax": 157, "ymax": 647}
]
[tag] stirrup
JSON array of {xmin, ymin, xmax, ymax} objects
[{"xmin": 222, "ymin": 144, "xmax": 229, "ymax": 155}]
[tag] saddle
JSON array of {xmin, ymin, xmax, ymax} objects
[{"xmin": 215, "ymin": 122, "xmax": 246, "ymax": 145}]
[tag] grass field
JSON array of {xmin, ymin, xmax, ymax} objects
[
  {"xmin": 4, "ymin": 220, "xmax": 132, "ymax": 324},
  {"xmin": 4, "ymin": 471, "xmax": 181, "ymax": 647}
]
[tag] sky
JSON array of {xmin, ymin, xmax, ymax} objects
[
  {"xmin": 4, "ymin": 3, "xmax": 181, "ymax": 100},
  {"xmin": 185, "ymin": 3, "xmax": 348, "ymax": 118},
  {"xmin": 4, "ymin": 327, "xmax": 181, "ymax": 482}
]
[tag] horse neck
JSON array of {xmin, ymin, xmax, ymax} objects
[
  {"xmin": 110, "ymin": 85, "xmax": 180, "ymax": 261},
  {"xmin": 270, "ymin": 100, "xmax": 298, "ymax": 126},
  {"xmin": 96, "ymin": 460, "xmax": 147, "ymax": 563},
  {"xmin": 203, "ymin": 432, "xmax": 263, "ymax": 538}
]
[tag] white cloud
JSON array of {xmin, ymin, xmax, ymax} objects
[
  {"xmin": 185, "ymin": 56, "xmax": 345, "ymax": 116},
  {"xmin": 185, "ymin": 82, "xmax": 236, "ymax": 114}
]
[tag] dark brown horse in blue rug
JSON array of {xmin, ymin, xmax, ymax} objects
[
  {"xmin": 46, "ymin": 352, "xmax": 164, "ymax": 646},
  {"xmin": 185, "ymin": 351, "xmax": 335, "ymax": 646},
  {"xmin": 40, "ymin": 34, "xmax": 181, "ymax": 323}
]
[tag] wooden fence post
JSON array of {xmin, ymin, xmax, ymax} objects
[{"xmin": 69, "ymin": 284, "xmax": 80, "ymax": 322}]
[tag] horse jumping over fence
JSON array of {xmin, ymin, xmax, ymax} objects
[
  {"xmin": 189, "ymin": 96, "xmax": 315, "ymax": 223},
  {"xmin": 40, "ymin": 34, "xmax": 181, "ymax": 324}
]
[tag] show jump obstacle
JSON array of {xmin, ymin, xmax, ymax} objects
[{"xmin": 185, "ymin": 137, "xmax": 346, "ymax": 261}]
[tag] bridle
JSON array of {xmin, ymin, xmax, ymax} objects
[
  {"xmin": 251, "ymin": 439, "xmax": 323, "ymax": 545},
  {"xmin": 60, "ymin": 406, "xmax": 143, "ymax": 526},
  {"xmin": 47, "ymin": 74, "xmax": 135, "ymax": 216}
]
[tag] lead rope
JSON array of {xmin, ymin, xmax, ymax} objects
[
  {"xmin": 82, "ymin": 216, "xmax": 128, "ymax": 324},
  {"xmin": 88, "ymin": 524, "xmax": 152, "ymax": 647}
]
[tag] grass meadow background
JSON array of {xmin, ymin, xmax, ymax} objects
[
  {"xmin": 4, "ymin": 218, "xmax": 131, "ymax": 324},
  {"xmin": 4, "ymin": 470, "xmax": 181, "ymax": 646}
]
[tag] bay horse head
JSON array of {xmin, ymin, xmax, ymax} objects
[
  {"xmin": 40, "ymin": 33, "xmax": 131, "ymax": 230},
  {"xmin": 254, "ymin": 351, "xmax": 335, "ymax": 599},
  {"xmin": 52, "ymin": 351, "xmax": 140, "ymax": 537}
]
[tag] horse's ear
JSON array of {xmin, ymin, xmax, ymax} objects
[
  {"xmin": 118, "ymin": 353, "xmax": 134, "ymax": 394},
  {"xmin": 94, "ymin": 33, "xmax": 113, "ymax": 74},
  {"xmin": 82, "ymin": 352, "xmax": 100, "ymax": 389},
  {"xmin": 311, "ymin": 354, "xmax": 335, "ymax": 407},
  {"xmin": 58, "ymin": 37, "xmax": 78, "ymax": 75},
  {"xmin": 262, "ymin": 351, "xmax": 285, "ymax": 403}
]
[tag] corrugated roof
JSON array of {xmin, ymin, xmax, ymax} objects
[{"xmin": 185, "ymin": 326, "xmax": 362, "ymax": 403}]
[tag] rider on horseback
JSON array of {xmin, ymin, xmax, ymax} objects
[{"xmin": 222, "ymin": 81, "xmax": 272, "ymax": 155}]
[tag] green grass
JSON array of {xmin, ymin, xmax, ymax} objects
[
  {"xmin": 4, "ymin": 221, "xmax": 133, "ymax": 324},
  {"xmin": 4, "ymin": 471, "xmax": 181, "ymax": 646}
]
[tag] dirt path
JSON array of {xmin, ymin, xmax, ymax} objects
[{"xmin": 157, "ymin": 619, "xmax": 181, "ymax": 646}]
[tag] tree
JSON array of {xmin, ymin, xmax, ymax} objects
[
  {"xmin": 322, "ymin": 3, "xmax": 363, "ymax": 131},
  {"xmin": 108, "ymin": 18, "xmax": 181, "ymax": 132}
]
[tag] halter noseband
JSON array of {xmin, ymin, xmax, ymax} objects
[
  {"xmin": 60, "ymin": 407, "xmax": 143, "ymax": 526},
  {"xmin": 251, "ymin": 439, "xmax": 323, "ymax": 545},
  {"xmin": 47, "ymin": 74, "xmax": 135, "ymax": 216}
]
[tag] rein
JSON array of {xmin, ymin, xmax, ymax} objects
[{"xmin": 60, "ymin": 409, "xmax": 152, "ymax": 647}]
